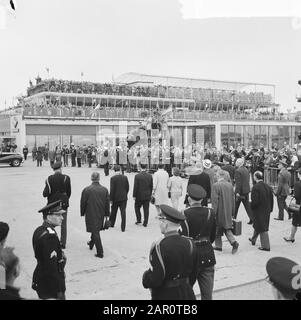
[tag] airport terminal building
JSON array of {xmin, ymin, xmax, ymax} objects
[{"xmin": 1, "ymin": 73, "xmax": 300, "ymax": 153}]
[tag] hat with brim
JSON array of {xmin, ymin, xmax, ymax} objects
[
  {"xmin": 38, "ymin": 200, "xmax": 66, "ymax": 215},
  {"xmin": 159, "ymin": 205, "xmax": 186, "ymax": 224},
  {"xmin": 203, "ymin": 159, "xmax": 212, "ymax": 169},
  {"xmin": 53, "ymin": 161, "xmax": 62, "ymax": 170},
  {"xmin": 266, "ymin": 257, "xmax": 301, "ymax": 296},
  {"xmin": 187, "ymin": 184, "xmax": 207, "ymax": 201}
]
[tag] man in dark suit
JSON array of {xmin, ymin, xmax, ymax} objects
[
  {"xmin": 275, "ymin": 159, "xmax": 291, "ymax": 221},
  {"xmin": 109, "ymin": 165, "xmax": 129, "ymax": 232},
  {"xmin": 250, "ymin": 171, "xmax": 274, "ymax": 251},
  {"xmin": 80, "ymin": 172, "xmax": 110, "ymax": 258},
  {"xmin": 43, "ymin": 161, "xmax": 71, "ymax": 249},
  {"xmin": 184, "ymin": 161, "xmax": 211, "ymax": 207},
  {"xmin": 234, "ymin": 158, "xmax": 253, "ymax": 224},
  {"xmin": 133, "ymin": 163, "xmax": 153, "ymax": 227},
  {"xmin": 221, "ymin": 155, "xmax": 235, "ymax": 184}
]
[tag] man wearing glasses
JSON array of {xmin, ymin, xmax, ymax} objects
[{"xmin": 32, "ymin": 200, "xmax": 67, "ymax": 300}]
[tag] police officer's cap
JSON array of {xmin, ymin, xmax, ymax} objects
[
  {"xmin": 0, "ymin": 221, "xmax": 9, "ymax": 242},
  {"xmin": 187, "ymin": 184, "xmax": 207, "ymax": 201},
  {"xmin": 52, "ymin": 161, "xmax": 62, "ymax": 170},
  {"xmin": 159, "ymin": 205, "xmax": 186, "ymax": 224},
  {"xmin": 38, "ymin": 200, "xmax": 66, "ymax": 215},
  {"xmin": 266, "ymin": 257, "xmax": 301, "ymax": 296}
]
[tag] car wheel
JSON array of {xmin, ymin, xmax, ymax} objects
[{"xmin": 11, "ymin": 159, "xmax": 21, "ymax": 167}]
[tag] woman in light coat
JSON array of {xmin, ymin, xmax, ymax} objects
[
  {"xmin": 153, "ymin": 164, "xmax": 170, "ymax": 214},
  {"xmin": 167, "ymin": 167, "xmax": 183, "ymax": 210}
]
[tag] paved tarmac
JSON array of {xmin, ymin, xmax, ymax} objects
[{"xmin": 0, "ymin": 159, "xmax": 300, "ymax": 300}]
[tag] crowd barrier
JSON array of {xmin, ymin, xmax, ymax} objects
[{"xmin": 264, "ymin": 167, "xmax": 298, "ymax": 192}]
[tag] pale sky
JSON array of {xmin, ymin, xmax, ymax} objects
[{"xmin": 0, "ymin": 0, "xmax": 300, "ymax": 111}]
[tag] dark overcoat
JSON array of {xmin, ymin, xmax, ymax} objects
[
  {"xmin": 251, "ymin": 181, "xmax": 274, "ymax": 233},
  {"xmin": 80, "ymin": 182, "xmax": 110, "ymax": 233}
]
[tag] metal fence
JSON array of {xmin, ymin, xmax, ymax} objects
[{"xmin": 264, "ymin": 167, "xmax": 298, "ymax": 192}]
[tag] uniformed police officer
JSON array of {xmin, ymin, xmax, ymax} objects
[
  {"xmin": 43, "ymin": 161, "xmax": 71, "ymax": 249},
  {"xmin": 142, "ymin": 204, "xmax": 196, "ymax": 300},
  {"xmin": 180, "ymin": 184, "xmax": 217, "ymax": 300},
  {"xmin": 32, "ymin": 200, "xmax": 67, "ymax": 300},
  {"xmin": 266, "ymin": 257, "xmax": 301, "ymax": 300}
]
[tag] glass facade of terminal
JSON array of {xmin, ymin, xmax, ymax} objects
[{"xmin": 221, "ymin": 125, "xmax": 301, "ymax": 149}]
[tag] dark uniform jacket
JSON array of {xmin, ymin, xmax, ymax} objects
[
  {"xmin": 110, "ymin": 174, "xmax": 129, "ymax": 203},
  {"xmin": 32, "ymin": 222, "xmax": 66, "ymax": 298},
  {"xmin": 80, "ymin": 182, "xmax": 110, "ymax": 233},
  {"xmin": 0, "ymin": 286, "xmax": 22, "ymax": 300},
  {"xmin": 133, "ymin": 171, "xmax": 153, "ymax": 201},
  {"xmin": 251, "ymin": 181, "xmax": 274, "ymax": 233},
  {"xmin": 180, "ymin": 205, "xmax": 216, "ymax": 283},
  {"xmin": 234, "ymin": 166, "xmax": 250, "ymax": 195},
  {"xmin": 142, "ymin": 231, "xmax": 196, "ymax": 300},
  {"xmin": 43, "ymin": 172, "xmax": 71, "ymax": 210}
]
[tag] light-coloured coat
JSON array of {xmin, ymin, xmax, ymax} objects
[{"xmin": 153, "ymin": 169, "xmax": 170, "ymax": 206}]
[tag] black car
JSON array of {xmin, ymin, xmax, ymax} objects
[{"xmin": 0, "ymin": 151, "xmax": 23, "ymax": 167}]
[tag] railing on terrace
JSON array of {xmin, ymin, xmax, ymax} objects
[{"xmin": 22, "ymin": 107, "xmax": 288, "ymax": 122}]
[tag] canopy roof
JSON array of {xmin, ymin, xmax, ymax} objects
[{"xmin": 116, "ymin": 72, "xmax": 275, "ymax": 94}]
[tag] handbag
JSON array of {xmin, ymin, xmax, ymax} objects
[
  {"xmin": 102, "ymin": 217, "xmax": 111, "ymax": 230},
  {"xmin": 288, "ymin": 197, "xmax": 300, "ymax": 214},
  {"xmin": 168, "ymin": 191, "xmax": 171, "ymax": 199},
  {"xmin": 150, "ymin": 195, "xmax": 155, "ymax": 205},
  {"xmin": 232, "ymin": 219, "xmax": 242, "ymax": 236}
]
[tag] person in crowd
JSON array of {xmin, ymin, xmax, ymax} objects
[
  {"xmin": 133, "ymin": 163, "xmax": 153, "ymax": 227},
  {"xmin": 70, "ymin": 143, "xmax": 76, "ymax": 167},
  {"xmin": 234, "ymin": 158, "xmax": 253, "ymax": 224},
  {"xmin": 167, "ymin": 167, "xmax": 183, "ymax": 211},
  {"xmin": 221, "ymin": 155, "xmax": 235, "ymax": 184},
  {"xmin": 250, "ymin": 171, "xmax": 274, "ymax": 251},
  {"xmin": 211, "ymin": 170, "xmax": 239, "ymax": 253},
  {"xmin": 0, "ymin": 221, "xmax": 9, "ymax": 253},
  {"xmin": 55, "ymin": 145, "xmax": 62, "ymax": 162},
  {"xmin": 32, "ymin": 201, "xmax": 67, "ymax": 300},
  {"xmin": 180, "ymin": 184, "xmax": 216, "ymax": 300},
  {"xmin": 76, "ymin": 146, "xmax": 82, "ymax": 168},
  {"xmin": 153, "ymin": 163, "xmax": 170, "ymax": 214},
  {"xmin": 62, "ymin": 145, "xmax": 69, "ymax": 167},
  {"xmin": 48, "ymin": 149, "xmax": 56, "ymax": 168},
  {"xmin": 36, "ymin": 148, "xmax": 43, "ymax": 167},
  {"xmin": 80, "ymin": 172, "xmax": 110, "ymax": 258},
  {"xmin": 43, "ymin": 161, "xmax": 71, "ymax": 249},
  {"xmin": 275, "ymin": 159, "xmax": 291, "ymax": 221},
  {"xmin": 22, "ymin": 145, "xmax": 29, "ymax": 160},
  {"xmin": 0, "ymin": 247, "xmax": 22, "ymax": 300},
  {"xmin": 109, "ymin": 165, "xmax": 129, "ymax": 232},
  {"xmin": 284, "ymin": 169, "xmax": 301, "ymax": 242},
  {"xmin": 203, "ymin": 159, "xmax": 215, "ymax": 187},
  {"xmin": 102, "ymin": 148, "xmax": 110, "ymax": 176},
  {"xmin": 184, "ymin": 161, "xmax": 211, "ymax": 207},
  {"xmin": 266, "ymin": 257, "xmax": 301, "ymax": 300},
  {"xmin": 142, "ymin": 204, "xmax": 196, "ymax": 300},
  {"xmin": 44, "ymin": 144, "xmax": 49, "ymax": 161},
  {"xmin": 87, "ymin": 146, "xmax": 93, "ymax": 168}
]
